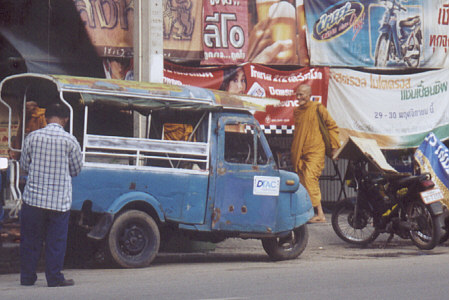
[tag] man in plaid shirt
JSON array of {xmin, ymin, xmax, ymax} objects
[{"xmin": 19, "ymin": 103, "xmax": 82, "ymax": 287}]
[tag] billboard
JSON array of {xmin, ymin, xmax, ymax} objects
[
  {"xmin": 164, "ymin": 62, "xmax": 329, "ymax": 127},
  {"xmin": 328, "ymin": 68, "xmax": 449, "ymax": 148},
  {"xmin": 304, "ymin": 0, "xmax": 449, "ymax": 68}
]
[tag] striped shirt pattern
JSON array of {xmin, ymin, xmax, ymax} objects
[{"xmin": 20, "ymin": 123, "xmax": 83, "ymax": 212}]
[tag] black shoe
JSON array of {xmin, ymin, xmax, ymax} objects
[
  {"xmin": 21, "ymin": 274, "xmax": 37, "ymax": 286},
  {"xmin": 48, "ymin": 279, "xmax": 75, "ymax": 287}
]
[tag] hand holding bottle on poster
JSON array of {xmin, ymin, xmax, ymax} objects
[{"xmin": 248, "ymin": 0, "xmax": 297, "ymax": 64}]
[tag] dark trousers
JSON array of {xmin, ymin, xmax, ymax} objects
[{"xmin": 20, "ymin": 202, "xmax": 70, "ymax": 286}]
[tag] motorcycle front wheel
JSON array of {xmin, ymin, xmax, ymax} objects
[
  {"xmin": 331, "ymin": 198, "xmax": 379, "ymax": 246},
  {"xmin": 374, "ymin": 33, "xmax": 390, "ymax": 67},
  {"xmin": 407, "ymin": 200, "xmax": 441, "ymax": 250}
]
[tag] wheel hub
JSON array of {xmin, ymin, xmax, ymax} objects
[
  {"xmin": 120, "ymin": 224, "xmax": 146, "ymax": 255},
  {"xmin": 348, "ymin": 211, "xmax": 368, "ymax": 229}
]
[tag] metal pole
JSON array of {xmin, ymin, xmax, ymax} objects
[
  {"xmin": 133, "ymin": 0, "xmax": 164, "ymax": 138},
  {"xmin": 134, "ymin": 0, "xmax": 164, "ymax": 83}
]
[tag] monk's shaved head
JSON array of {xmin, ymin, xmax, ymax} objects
[{"xmin": 296, "ymin": 84, "xmax": 311, "ymax": 105}]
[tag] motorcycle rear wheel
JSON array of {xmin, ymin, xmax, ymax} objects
[
  {"xmin": 404, "ymin": 31, "xmax": 421, "ymax": 68},
  {"xmin": 407, "ymin": 200, "xmax": 441, "ymax": 250},
  {"xmin": 331, "ymin": 198, "xmax": 379, "ymax": 246},
  {"xmin": 440, "ymin": 208, "xmax": 449, "ymax": 243}
]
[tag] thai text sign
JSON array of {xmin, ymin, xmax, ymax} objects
[
  {"xmin": 328, "ymin": 68, "xmax": 449, "ymax": 148},
  {"xmin": 414, "ymin": 132, "xmax": 449, "ymax": 207},
  {"xmin": 163, "ymin": 62, "xmax": 329, "ymax": 127}
]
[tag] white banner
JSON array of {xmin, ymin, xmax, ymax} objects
[
  {"xmin": 328, "ymin": 68, "xmax": 449, "ymax": 149},
  {"xmin": 422, "ymin": 0, "xmax": 449, "ymax": 68}
]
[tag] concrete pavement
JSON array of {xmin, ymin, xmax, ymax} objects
[{"xmin": 2, "ymin": 213, "xmax": 448, "ymax": 275}]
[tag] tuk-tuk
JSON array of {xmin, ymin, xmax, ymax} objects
[{"xmin": 0, "ymin": 73, "xmax": 313, "ymax": 268}]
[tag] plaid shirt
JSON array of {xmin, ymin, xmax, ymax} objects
[{"xmin": 20, "ymin": 123, "xmax": 83, "ymax": 212}]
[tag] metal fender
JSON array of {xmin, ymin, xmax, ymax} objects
[
  {"xmin": 428, "ymin": 201, "xmax": 444, "ymax": 216},
  {"xmin": 106, "ymin": 191, "xmax": 165, "ymax": 222},
  {"xmin": 279, "ymin": 170, "xmax": 299, "ymax": 192},
  {"xmin": 378, "ymin": 24, "xmax": 390, "ymax": 34}
]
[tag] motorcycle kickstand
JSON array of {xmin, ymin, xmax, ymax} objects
[{"xmin": 383, "ymin": 233, "xmax": 394, "ymax": 248}]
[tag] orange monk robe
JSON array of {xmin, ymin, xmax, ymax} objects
[
  {"xmin": 25, "ymin": 107, "xmax": 47, "ymax": 134},
  {"xmin": 290, "ymin": 101, "xmax": 340, "ymax": 207},
  {"xmin": 163, "ymin": 123, "xmax": 195, "ymax": 141},
  {"xmin": 10, "ymin": 107, "xmax": 47, "ymax": 160}
]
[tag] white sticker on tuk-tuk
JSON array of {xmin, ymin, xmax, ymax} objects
[{"xmin": 253, "ymin": 176, "xmax": 280, "ymax": 196}]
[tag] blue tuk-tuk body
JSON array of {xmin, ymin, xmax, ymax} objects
[{"xmin": 0, "ymin": 74, "xmax": 313, "ymax": 267}]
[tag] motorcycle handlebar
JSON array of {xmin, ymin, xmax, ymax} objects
[{"xmin": 382, "ymin": 0, "xmax": 407, "ymax": 11}]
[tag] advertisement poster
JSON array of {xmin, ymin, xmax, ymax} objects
[
  {"xmin": 328, "ymin": 68, "xmax": 449, "ymax": 149},
  {"xmin": 246, "ymin": 0, "xmax": 311, "ymax": 65},
  {"xmin": 163, "ymin": 0, "xmax": 204, "ymax": 60},
  {"xmin": 414, "ymin": 132, "xmax": 449, "ymax": 207},
  {"xmin": 73, "ymin": 0, "xmax": 310, "ymax": 66},
  {"xmin": 203, "ymin": 0, "xmax": 309, "ymax": 65},
  {"xmin": 202, "ymin": 0, "xmax": 249, "ymax": 65},
  {"xmin": 164, "ymin": 61, "xmax": 226, "ymax": 89},
  {"xmin": 422, "ymin": 1, "xmax": 449, "ymax": 67},
  {"xmin": 164, "ymin": 62, "xmax": 329, "ymax": 127},
  {"xmin": 0, "ymin": 124, "xmax": 19, "ymax": 157},
  {"xmin": 74, "ymin": 0, "xmax": 134, "ymax": 80},
  {"xmin": 304, "ymin": 0, "xmax": 449, "ymax": 69},
  {"xmin": 244, "ymin": 64, "xmax": 329, "ymax": 126},
  {"xmin": 0, "ymin": 126, "xmax": 11, "ymax": 157}
]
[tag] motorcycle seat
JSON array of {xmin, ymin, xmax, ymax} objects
[
  {"xmin": 389, "ymin": 173, "xmax": 428, "ymax": 189},
  {"xmin": 399, "ymin": 16, "xmax": 420, "ymax": 28}
]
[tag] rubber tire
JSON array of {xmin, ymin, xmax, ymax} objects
[
  {"xmin": 107, "ymin": 210, "xmax": 160, "ymax": 268},
  {"xmin": 407, "ymin": 201, "xmax": 441, "ymax": 250},
  {"xmin": 440, "ymin": 215, "xmax": 449, "ymax": 244},
  {"xmin": 331, "ymin": 198, "xmax": 379, "ymax": 246},
  {"xmin": 262, "ymin": 225, "xmax": 308, "ymax": 261},
  {"xmin": 405, "ymin": 36, "xmax": 421, "ymax": 68},
  {"xmin": 374, "ymin": 34, "xmax": 390, "ymax": 67}
]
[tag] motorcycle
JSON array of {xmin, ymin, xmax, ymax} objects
[
  {"xmin": 374, "ymin": 0, "xmax": 422, "ymax": 68},
  {"xmin": 332, "ymin": 157, "xmax": 444, "ymax": 250}
]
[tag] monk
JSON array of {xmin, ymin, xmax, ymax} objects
[
  {"xmin": 291, "ymin": 84, "xmax": 340, "ymax": 223},
  {"xmin": 9, "ymin": 101, "xmax": 47, "ymax": 160},
  {"xmin": 24, "ymin": 101, "xmax": 47, "ymax": 134}
]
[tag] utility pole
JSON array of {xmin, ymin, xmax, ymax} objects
[{"xmin": 133, "ymin": 0, "xmax": 164, "ymax": 137}]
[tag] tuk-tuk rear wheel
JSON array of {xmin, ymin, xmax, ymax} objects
[
  {"xmin": 261, "ymin": 225, "xmax": 308, "ymax": 261},
  {"xmin": 107, "ymin": 210, "xmax": 160, "ymax": 268}
]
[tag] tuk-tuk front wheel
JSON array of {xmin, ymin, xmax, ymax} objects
[
  {"xmin": 107, "ymin": 210, "xmax": 160, "ymax": 268},
  {"xmin": 261, "ymin": 225, "xmax": 308, "ymax": 261}
]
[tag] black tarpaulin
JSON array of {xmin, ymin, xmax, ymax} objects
[{"xmin": 0, "ymin": 0, "xmax": 104, "ymax": 80}]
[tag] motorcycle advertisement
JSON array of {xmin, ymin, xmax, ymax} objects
[
  {"xmin": 328, "ymin": 68, "xmax": 449, "ymax": 149},
  {"xmin": 414, "ymin": 132, "xmax": 449, "ymax": 208},
  {"xmin": 304, "ymin": 0, "xmax": 449, "ymax": 68}
]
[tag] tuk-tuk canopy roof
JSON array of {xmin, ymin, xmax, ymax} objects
[{"xmin": 0, "ymin": 73, "xmax": 278, "ymax": 113}]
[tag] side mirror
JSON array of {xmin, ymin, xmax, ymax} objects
[{"xmin": 0, "ymin": 157, "xmax": 8, "ymax": 170}]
